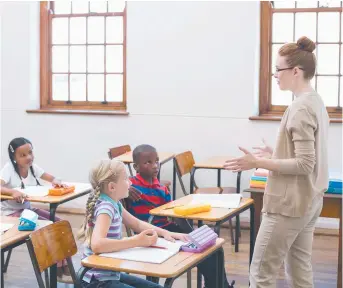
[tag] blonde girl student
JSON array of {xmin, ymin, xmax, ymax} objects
[
  {"xmin": 0, "ymin": 137, "xmax": 70, "ymax": 277},
  {"xmin": 78, "ymin": 159, "xmax": 188, "ymax": 288}
]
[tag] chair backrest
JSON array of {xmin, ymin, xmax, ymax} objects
[
  {"xmin": 120, "ymin": 199, "xmax": 134, "ymax": 237},
  {"xmin": 174, "ymin": 151, "xmax": 196, "ymax": 196},
  {"xmin": 174, "ymin": 151, "xmax": 195, "ymax": 177},
  {"xmin": 28, "ymin": 220, "xmax": 78, "ymax": 273},
  {"xmin": 27, "ymin": 221, "xmax": 80, "ymax": 287},
  {"xmin": 108, "ymin": 145, "xmax": 131, "ymax": 159}
]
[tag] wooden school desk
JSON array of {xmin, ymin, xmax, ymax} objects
[
  {"xmin": 115, "ymin": 151, "xmax": 177, "ymax": 199},
  {"xmin": 0, "ymin": 184, "xmax": 92, "ymax": 222},
  {"xmin": 149, "ymin": 195, "xmax": 255, "ymax": 266},
  {"xmin": 80, "ymin": 238, "xmax": 226, "ymax": 288},
  {"xmin": 0, "ymin": 216, "xmax": 51, "ymax": 288},
  {"xmin": 0, "ymin": 183, "xmax": 92, "ymax": 288},
  {"xmin": 244, "ymin": 188, "xmax": 342, "ymax": 288},
  {"xmin": 191, "ymin": 156, "xmax": 243, "ymax": 252},
  {"xmin": 192, "ymin": 156, "xmax": 241, "ymax": 189}
]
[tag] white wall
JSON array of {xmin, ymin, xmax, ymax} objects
[{"xmin": 0, "ymin": 1, "xmax": 342, "ymax": 227}]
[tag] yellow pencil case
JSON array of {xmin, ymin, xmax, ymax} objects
[{"xmin": 174, "ymin": 204, "xmax": 211, "ymax": 216}]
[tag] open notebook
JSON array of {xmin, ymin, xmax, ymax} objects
[
  {"xmin": 99, "ymin": 238, "xmax": 185, "ymax": 264},
  {"xmin": 189, "ymin": 194, "xmax": 242, "ymax": 209}
]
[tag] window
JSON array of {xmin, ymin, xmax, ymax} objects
[
  {"xmin": 258, "ymin": 1, "xmax": 342, "ymax": 122},
  {"xmin": 39, "ymin": 1, "xmax": 126, "ymax": 112}
]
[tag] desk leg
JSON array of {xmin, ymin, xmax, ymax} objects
[
  {"xmin": 214, "ymin": 222, "xmax": 221, "ymax": 237},
  {"xmin": 164, "ymin": 278, "xmax": 176, "ymax": 288},
  {"xmin": 216, "ymin": 249, "xmax": 225, "ymax": 288},
  {"xmin": 338, "ymin": 214, "xmax": 342, "ymax": 288},
  {"xmin": 217, "ymin": 169, "xmax": 221, "ymax": 187},
  {"xmin": 249, "ymin": 204, "xmax": 255, "ymax": 266},
  {"xmin": 49, "ymin": 204, "xmax": 57, "ymax": 222},
  {"xmin": 173, "ymin": 161, "xmax": 177, "ymax": 200},
  {"xmin": 2, "ymin": 249, "xmax": 12, "ymax": 273},
  {"xmin": 235, "ymin": 216, "xmax": 240, "ymax": 252},
  {"xmin": 187, "ymin": 270, "xmax": 191, "ymax": 288},
  {"xmin": 49, "ymin": 203, "xmax": 58, "ymax": 288},
  {"xmin": 250, "ymin": 193, "xmax": 262, "ymax": 239},
  {"xmin": 1, "ymin": 251, "xmax": 4, "ymax": 288}
]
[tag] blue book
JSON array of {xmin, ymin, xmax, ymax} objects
[
  {"xmin": 251, "ymin": 176, "xmax": 267, "ymax": 182},
  {"xmin": 326, "ymin": 187, "xmax": 342, "ymax": 194},
  {"xmin": 329, "ymin": 179, "xmax": 342, "ymax": 189}
]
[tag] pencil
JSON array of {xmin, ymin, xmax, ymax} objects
[{"xmin": 150, "ymin": 245, "xmax": 167, "ymax": 250}]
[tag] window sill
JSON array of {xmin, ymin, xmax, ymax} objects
[
  {"xmin": 26, "ymin": 109, "xmax": 130, "ymax": 116},
  {"xmin": 249, "ymin": 115, "xmax": 342, "ymax": 124}
]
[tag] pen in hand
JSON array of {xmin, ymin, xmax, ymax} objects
[{"xmin": 21, "ymin": 194, "xmax": 27, "ymax": 204}]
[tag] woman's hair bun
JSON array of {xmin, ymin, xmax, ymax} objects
[{"xmin": 296, "ymin": 36, "xmax": 316, "ymax": 53}]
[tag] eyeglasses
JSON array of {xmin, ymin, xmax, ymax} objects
[{"xmin": 275, "ymin": 67, "xmax": 304, "ymax": 73}]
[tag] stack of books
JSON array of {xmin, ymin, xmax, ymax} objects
[
  {"xmin": 249, "ymin": 169, "xmax": 268, "ymax": 189},
  {"xmin": 326, "ymin": 178, "xmax": 342, "ymax": 194}
]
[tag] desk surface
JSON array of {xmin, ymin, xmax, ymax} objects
[
  {"xmin": 244, "ymin": 188, "xmax": 342, "ymax": 199},
  {"xmin": 149, "ymin": 195, "xmax": 254, "ymax": 222},
  {"xmin": 193, "ymin": 156, "xmax": 233, "ymax": 169},
  {"xmin": 115, "ymin": 151, "xmax": 175, "ymax": 165},
  {"xmin": 0, "ymin": 216, "xmax": 51, "ymax": 249},
  {"xmin": 82, "ymin": 238, "xmax": 225, "ymax": 278},
  {"xmin": 0, "ymin": 184, "xmax": 92, "ymax": 204},
  {"xmin": 245, "ymin": 188, "xmax": 342, "ymax": 219}
]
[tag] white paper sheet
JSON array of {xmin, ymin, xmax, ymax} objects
[
  {"xmin": 99, "ymin": 238, "xmax": 185, "ymax": 264},
  {"xmin": 15, "ymin": 182, "xmax": 92, "ymax": 197},
  {"xmin": 16, "ymin": 186, "xmax": 50, "ymax": 197},
  {"xmin": 189, "ymin": 194, "xmax": 242, "ymax": 209},
  {"xmin": 1, "ymin": 223, "xmax": 14, "ymax": 234}
]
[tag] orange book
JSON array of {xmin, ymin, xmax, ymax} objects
[{"xmin": 48, "ymin": 186, "xmax": 75, "ymax": 196}]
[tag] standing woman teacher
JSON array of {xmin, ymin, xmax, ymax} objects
[{"xmin": 225, "ymin": 36, "xmax": 329, "ymax": 288}]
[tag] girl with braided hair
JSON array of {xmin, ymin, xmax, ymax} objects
[
  {"xmin": 78, "ymin": 159, "xmax": 188, "ymax": 288},
  {"xmin": 0, "ymin": 137, "xmax": 70, "ymax": 277}
]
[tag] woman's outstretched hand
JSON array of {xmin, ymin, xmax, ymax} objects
[
  {"xmin": 252, "ymin": 139, "xmax": 273, "ymax": 159},
  {"xmin": 224, "ymin": 147, "xmax": 258, "ymax": 172}
]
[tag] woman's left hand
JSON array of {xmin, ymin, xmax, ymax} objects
[
  {"xmin": 162, "ymin": 231, "xmax": 189, "ymax": 243},
  {"xmin": 224, "ymin": 147, "xmax": 258, "ymax": 172}
]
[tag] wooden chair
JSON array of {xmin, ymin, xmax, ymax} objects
[
  {"xmin": 174, "ymin": 151, "xmax": 238, "ymax": 245},
  {"xmin": 108, "ymin": 145, "xmax": 172, "ymax": 191},
  {"xmin": 108, "ymin": 145, "xmax": 134, "ymax": 175},
  {"xmin": 26, "ymin": 220, "xmax": 80, "ymax": 288},
  {"xmin": 120, "ymin": 198, "xmax": 134, "ymax": 237}
]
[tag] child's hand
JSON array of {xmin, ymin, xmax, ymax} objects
[
  {"xmin": 128, "ymin": 186, "xmax": 142, "ymax": 202},
  {"xmin": 135, "ymin": 229, "xmax": 158, "ymax": 247},
  {"xmin": 52, "ymin": 178, "xmax": 68, "ymax": 188},
  {"xmin": 12, "ymin": 190, "xmax": 28, "ymax": 203},
  {"xmin": 163, "ymin": 231, "xmax": 189, "ymax": 243},
  {"xmin": 53, "ymin": 183, "xmax": 68, "ymax": 188}
]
